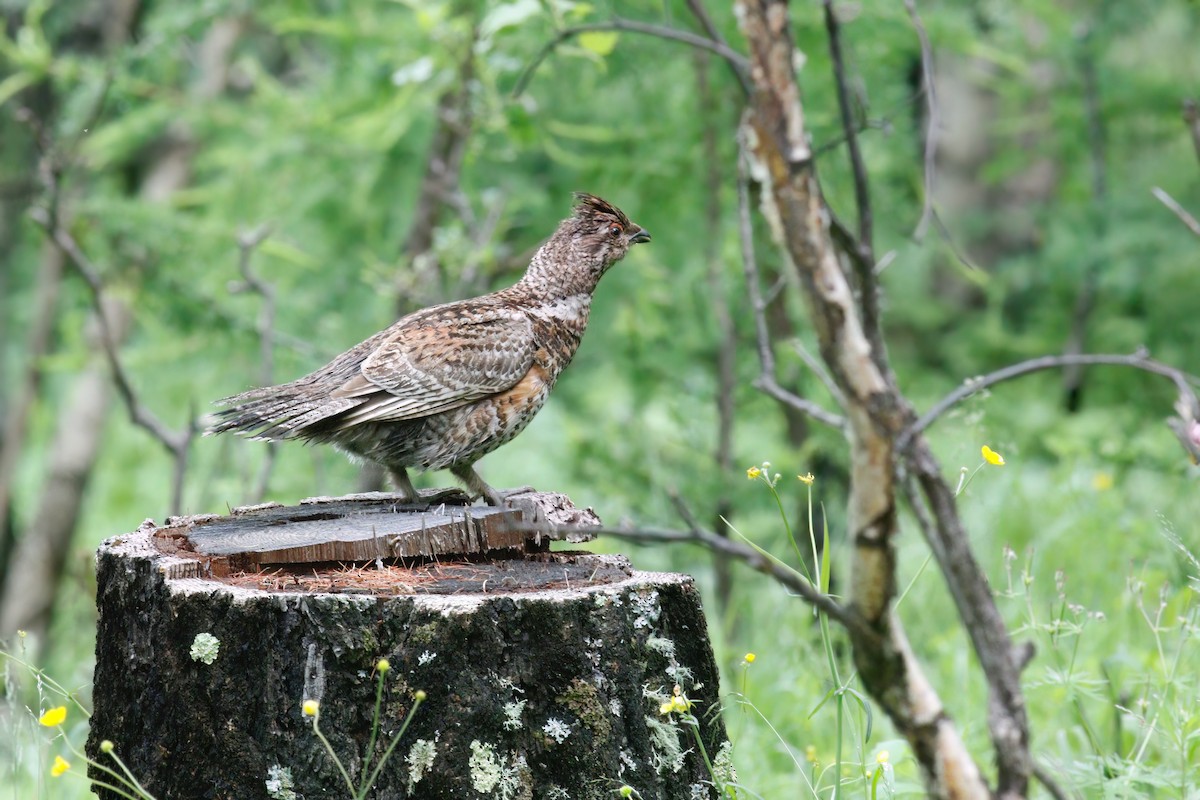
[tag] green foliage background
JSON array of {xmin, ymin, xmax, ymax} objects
[{"xmin": 2, "ymin": 0, "xmax": 1198, "ymax": 796}]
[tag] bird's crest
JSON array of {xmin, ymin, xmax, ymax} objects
[{"xmin": 572, "ymin": 193, "xmax": 631, "ymax": 228}]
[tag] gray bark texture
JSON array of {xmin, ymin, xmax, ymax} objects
[{"xmin": 88, "ymin": 501, "xmax": 729, "ymax": 800}]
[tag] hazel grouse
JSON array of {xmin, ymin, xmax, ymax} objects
[{"xmin": 208, "ymin": 194, "xmax": 650, "ymax": 505}]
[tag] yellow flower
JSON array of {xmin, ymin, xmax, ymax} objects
[
  {"xmin": 1092, "ymin": 472, "xmax": 1113, "ymax": 492},
  {"xmin": 302, "ymin": 700, "xmax": 319, "ymax": 717},
  {"xmin": 39, "ymin": 706, "xmax": 67, "ymax": 727},
  {"xmin": 659, "ymin": 700, "xmax": 674, "ymax": 715},
  {"xmin": 746, "ymin": 466, "xmax": 762, "ymax": 480},
  {"xmin": 798, "ymin": 473, "xmax": 815, "ymax": 485},
  {"xmin": 671, "ymin": 695, "xmax": 691, "ymax": 713},
  {"xmin": 876, "ymin": 749, "xmax": 890, "ymax": 764},
  {"xmin": 981, "ymin": 445, "xmax": 1005, "ymax": 466},
  {"xmin": 804, "ymin": 744, "xmax": 818, "ymax": 764},
  {"xmin": 743, "ymin": 652, "xmax": 756, "ymax": 664},
  {"xmin": 376, "ymin": 658, "xmax": 390, "ymax": 674},
  {"xmin": 50, "ymin": 755, "xmax": 70, "ymax": 777}
]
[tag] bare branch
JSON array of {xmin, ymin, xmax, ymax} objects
[
  {"xmin": 513, "ymin": 17, "xmax": 750, "ymax": 98},
  {"xmin": 930, "ymin": 207, "xmax": 982, "ymax": 272},
  {"xmin": 1062, "ymin": 27, "xmax": 1109, "ymax": 411},
  {"xmin": 789, "ymin": 340, "xmax": 845, "ymax": 407},
  {"xmin": 582, "ymin": 524, "xmax": 869, "ymax": 639},
  {"xmin": 821, "ymin": 2, "xmax": 892, "ymax": 373},
  {"xmin": 1152, "ymin": 186, "xmax": 1200, "ymax": 238},
  {"xmin": 398, "ymin": 24, "xmax": 479, "ymax": 314},
  {"xmin": 737, "ymin": 153, "xmax": 848, "ymax": 431},
  {"xmin": 1031, "ymin": 762, "xmax": 1073, "ymax": 800},
  {"xmin": 31, "ymin": 209, "xmax": 196, "ymax": 514},
  {"xmin": 230, "ymin": 225, "xmax": 276, "ymax": 385},
  {"xmin": 694, "ymin": 47, "xmax": 738, "ymax": 609},
  {"xmin": 228, "ymin": 225, "xmax": 276, "ymax": 503},
  {"xmin": 905, "ymin": 0, "xmax": 938, "ymax": 241},
  {"xmin": 900, "ymin": 351, "xmax": 1200, "ymax": 452},
  {"xmin": 822, "ymin": 1, "xmax": 873, "ymax": 258},
  {"xmin": 684, "ymin": 0, "xmax": 753, "ymax": 96},
  {"xmin": 902, "ymin": 435, "xmax": 1031, "ymax": 797},
  {"xmin": 1184, "ymin": 99, "xmax": 1200, "ymax": 164}
]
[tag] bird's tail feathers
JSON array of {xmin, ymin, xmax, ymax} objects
[{"xmin": 206, "ymin": 382, "xmax": 362, "ymax": 441}]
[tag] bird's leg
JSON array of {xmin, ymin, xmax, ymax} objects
[
  {"xmin": 388, "ymin": 467, "xmax": 419, "ymax": 504},
  {"xmin": 450, "ymin": 463, "xmax": 505, "ymax": 507}
]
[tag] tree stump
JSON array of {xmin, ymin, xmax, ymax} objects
[{"xmin": 88, "ymin": 491, "xmax": 730, "ymax": 800}]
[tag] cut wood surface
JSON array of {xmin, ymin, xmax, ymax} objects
[
  {"xmin": 89, "ymin": 493, "xmax": 729, "ymax": 799},
  {"xmin": 147, "ymin": 489, "xmax": 599, "ymax": 577}
]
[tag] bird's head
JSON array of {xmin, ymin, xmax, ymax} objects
[{"xmin": 526, "ymin": 193, "xmax": 651, "ymax": 295}]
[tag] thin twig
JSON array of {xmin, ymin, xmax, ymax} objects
[
  {"xmin": 823, "ymin": 0, "xmax": 890, "ymax": 371},
  {"xmin": 900, "ymin": 351, "xmax": 1200, "ymax": 451},
  {"xmin": 694, "ymin": 46, "xmax": 740, "ymax": 607},
  {"xmin": 822, "ymin": 0, "xmax": 873, "ymax": 258},
  {"xmin": 513, "ymin": 17, "xmax": 750, "ymax": 97},
  {"xmin": 790, "ymin": 340, "xmax": 845, "ymax": 407},
  {"xmin": 1062, "ymin": 26, "xmax": 1109, "ymax": 410},
  {"xmin": 229, "ymin": 224, "xmax": 276, "ymax": 502},
  {"xmin": 31, "ymin": 209, "xmax": 196, "ymax": 514},
  {"xmin": 684, "ymin": 0, "xmax": 753, "ymax": 96},
  {"xmin": 905, "ymin": 0, "xmax": 937, "ymax": 241},
  {"xmin": 1151, "ymin": 186, "xmax": 1200, "ymax": 238},
  {"xmin": 666, "ymin": 490, "xmax": 702, "ymax": 534},
  {"xmin": 547, "ymin": 522, "xmax": 870, "ymax": 639},
  {"xmin": 736, "ymin": 143, "xmax": 847, "ymax": 431},
  {"xmin": 828, "ymin": 212, "xmax": 876, "ymax": 289},
  {"xmin": 1184, "ymin": 99, "xmax": 1200, "ymax": 164},
  {"xmin": 1032, "ymin": 762, "xmax": 1074, "ymax": 800},
  {"xmin": 930, "ymin": 207, "xmax": 981, "ymax": 272}
]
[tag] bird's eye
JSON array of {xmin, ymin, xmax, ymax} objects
[{"xmin": 608, "ymin": 223, "xmax": 623, "ymax": 237}]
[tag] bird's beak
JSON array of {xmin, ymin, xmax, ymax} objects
[{"xmin": 629, "ymin": 227, "xmax": 651, "ymax": 244}]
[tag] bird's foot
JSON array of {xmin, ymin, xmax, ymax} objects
[
  {"xmin": 388, "ymin": 468, "xmax": 420, "ymax": 504},
  {"xmin": 450, "ymin": 464, "xmax": 535, "ymax": 507}
]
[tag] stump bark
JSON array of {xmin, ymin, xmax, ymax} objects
[{"xmin": 88, "ymin": 491, "xmax": 729, "ymax": 800}]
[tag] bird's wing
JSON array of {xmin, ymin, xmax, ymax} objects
[{"xmin": 328, "ymin": 311, "xmax": 536, "ymax": 427}]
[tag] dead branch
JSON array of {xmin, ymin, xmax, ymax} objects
[
  {"xmin": 899, "ymin": 351, "xmax": 1200, "ymax": 453},
  {"xmin": 31, "ymin": 209, "xmax": 197, "ymax": 515},
  {"xmin": 789, "ymin": 339, "xmax": 844, "ymax": 407},
  {"xmin": 1184, "ymin": 99, "xmax": 1200, "ymax": 163},
  {"xmin": 905, "ymin": 0, "xmax": 938, "ymax": 241},
  {"xmin": 736, "ymin": 154, "xmax": 847, "ymax": 431},
  {"xmin": 512, "ymin": 17, "xmax": 750, "ymax": 98},
  {"xmin": 822, "ymin": 0, "xmax": 889, "ymax": 374},
  {"xmin": 569, "ymin": 523, "xmax": 868, "ymax": 638},
  {"xmin": 737, "ymin": 0, "xmax": 1026, "ymax": 794},
  {"xmin": 684, "ymin": 0, "xmax": 753, "ymax": 96},
  {"xmin": 901, "ymin": 437, "xmax": 1031, "ymax": 799},
  {"xmin": 397, "ymin": 22, "xmax": 479, "ymax": 313},
  {"xmin": 228, "ymin": 225, "xmax": 276, "ymax": 503},
  {"xmin": 821, "ymin": 1, "xmax": 873, "ymax": 258},
  {"xmin": 1062, "ymin": 28, "xmax": 1109, "ymax": 411},
  {"xmin": 1032, "ymin": 762, "xmax": 1074, "ymax": 800},
  {"xmin": 694, "ymin": 48, "xmax": 738, "ymax": 612},
  {"xmin": 1152, "ymin": 186, "xmax": 1200, "ymax": 238}
]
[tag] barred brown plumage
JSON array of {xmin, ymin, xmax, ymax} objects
[{"xmin": 207, "ymin": 194, "xmax": 650, "ymax": 505}]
